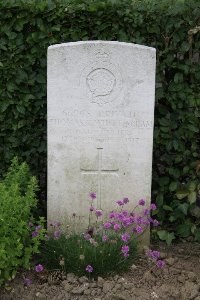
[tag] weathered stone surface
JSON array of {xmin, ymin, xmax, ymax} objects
[
  {"xmin": 83, "ymin": 289, "xmax": 91, "ymax": 295},
  {"xmin": 62, "ymin": 280, "xmax": 73, "ymax": 292},
  {"xmin": 181, "ymin": 282, "xmax": 200, "ymax": 300},
  {"xmin": 187, "ymin": 272, "xmax": 197, "ymax": 282},
  {"xmin": 166, "ymin": 257, "xmax": 175, "ymax": 266},
  {"xmin": 78, "ymin": 276, "xmax": 88, "ymax": 284},
  {"xmin": 66, "ymin": 273, "xmax": 77, "ymax": 283},
  {"xmin": 35, "ymin": 292, "xmax": 46, "ymax": 299},
  {"xmin": 103, "ymin": 281, "xmax": 114, "ymax": 293},
  {"xmin": 47, "ymin": 41, "xmax": 156, "ymax": 240},
  {"xmin": 111, "ymin": 293, "xmax": 128, "ymax": 300}
]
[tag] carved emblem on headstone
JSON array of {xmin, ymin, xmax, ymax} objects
[
  {"xmin": 86, "ymin": 68, "xmax": 116, "ymax": 105},
  {"xmin": 80, "ymin": 46, "xmax": 123, "ymax": 106}
]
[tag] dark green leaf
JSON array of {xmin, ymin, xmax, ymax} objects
[
  {"xmin": 177, "ymin": 224, "xmax": 191, "ymax": 238},
  {"xmin": 169, "ymin": 182, "xmax": 178, "ymax": 192}
]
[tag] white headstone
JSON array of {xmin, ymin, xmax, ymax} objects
[{"xmin": 47, "ymin": 41, "xmax": 156, "ymax": 235}]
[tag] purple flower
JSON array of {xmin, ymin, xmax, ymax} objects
[
  {"xmin": 148, "ymin": 217, "xmax": 154, "ymax": 223},
  {"xmin": 122, "ymin": 218, "xmax": 132, "ymax": 227},
  {"xmin": 123, "ymin": 252, "xmax": 129, "ymax": 257},
  {"xmin": 49, "ymin": 221, "xmax": 61, "ymax": 227},
  {"xmin": 147, "ymin": 250, "xmax": 160, "ymax": 260},
  {"xmin": 89, "ymin": 192, "xmax": 96, "ymax": 200},
  {"xmin": 117, "ymin": 213, "xmax": 125, "ymax": 221},
  {"xmin": 54, "ymin": 230, "xmax": 61, "ymax": 239},
  {"xmin": 32, "ymin": 231, "xmax": 39, "ymax": 238},
  {"xmin": 35, "ymin": 225, "xmax": 42, "ymax": 231},
  {"xmin": 156, "ymin": 260, "xmax": 165, "ymax": 268},
  {"xmin": 135, "ymin": 226, "xmax": 143, "ymax": 234},
  {"xmin": 86, "ymin": 265, "xmax": 93, "ymax": 273},
  {"xmin": 152, "ymin": 250, "xmax": 160, "ymax": 259},
  {"xmin": 109, "ymin": 212, "xmax": 116, "ymax": 219},
  {"xmin": 121, "ymin": 245, "xmax": 129, "ymax": 254},
  {"xmin": 24, "ymin": 278, "xmax": 32, "ymax": 286},
  {"xmin": 84, "ymin": 233, "xmax": 91, "ymax": 240},
  {"xmin": 111, "ymin": 221, "xmax": 116, "ymax": 225},
  {"xmin": 116, "ymin": 200, "xmax": 124, "ymax": 206},
  {"xmin": 95, "ymin": 210, "xmax": 103, "ymax": 217},
  {"xmin": 103, "ymin": 222, "xmax": 111, "ymax": 229},
  {"xmin": 35, "ymin": 264, "xmax": 44, "ymax": 272},
  {"xmin": 114, "ymin": 223, "xmax": 121, "ymax": 231},
  {"xmin": 123, "ymin": 197, "xmax": 129, "ymax": 204},
  {"xmin": 129, "ymin": 216, "xmax": 135, "ymax": 223},
  {"xmin": 138, "ymin": 199, "xmax": 145, "ymax": 206},
  {"xmin": 143, "ymin": 219, "xmax": 150, "ymax": 225},
  {"xmin": 136, "ymin": 216, "xmax": 143, "ymax": 225},
  {"xmin": 153, "ymin": 219, "xmax": 159, "ymax": 226},
  {"xmin": 121, "ymin": 233, "xmax": 130, "ymax": 242},
  {"xmin": 150, "ymin": 203, "xmax": 157, "ymax": 211},
  {"xmin": 122, "ymin": 210, "xmax": 129, "ymax": 217},
  {"xmin": 143, "ymin": 209, "xmax": 150, "ymax": 216},
  {"xmin": 90, "ymin": 206, "xmax": 94, "ymax": 212},
  {"xmin": 102, "ymin": 235, "xmax": 108, "ymax": 242}
]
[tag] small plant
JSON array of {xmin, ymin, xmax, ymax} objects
[
  {"xmin": 0, "ymin": 157, "xmax": 46, "ymax": 286},
  {"xmin": 40, "ymin": 193, "xmax": 164, "ymax": 278}
]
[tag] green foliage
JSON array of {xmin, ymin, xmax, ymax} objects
[
  {"xmin": 41, "ymin": 234, "xmax": 137, "ymax": 278},
  {"xmin": 0, "ymin": 0, "xmax": 199, "ymax": 240},
  {"xmin": 153, "ymin": 179, "xmax": 200, "ymax": 243},
  {"xmin": 40, "ymin": 199, "xmax": 139, "ymax": 278},
  {"xmin": 157, "ymin": 230, "xmax": 175, "ymax": 245},
  {"xmin": 0, "ymin": 158, "xmax": 46, "ymax": 286},
  {"xmin": 40, "ymin": 196, "xmax": 163, "ymax": 276}
]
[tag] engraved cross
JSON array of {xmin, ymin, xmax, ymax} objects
[{"xmin": 80, "ymin": 148, "xmax": 119, "ymax": 208}]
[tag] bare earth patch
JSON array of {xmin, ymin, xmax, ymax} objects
[{"xmin": 1, "ymin": 242, "xmax": 200, "ymax": 300}]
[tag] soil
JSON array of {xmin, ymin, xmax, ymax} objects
[{"xmin": 1, "ymin": 242, "xmax": 200, "ymax": 300}]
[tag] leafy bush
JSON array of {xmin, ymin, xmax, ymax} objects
[
  {"xmin": 40, "ymin": 194, "xmax": 164, "ymax": 277},
  {"xmin": 154, "ymin": 179, "xmax": 200, "ymax": 244},
  {"xmin": 0, "ymin": 158, "xmax": 46, "ymax": 286},
  {"xmin": 0, "ymin": 0, "xmax": 199, "ymax": 239}
]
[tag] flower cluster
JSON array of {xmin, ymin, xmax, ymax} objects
[
  {"xmin": 100, "ymin": 198, "xmax": 158, "ymax": 240},
  {"xmin": 84, "ymin": 193, "xmax": 159, "ymax": 242},
  {"xmin": 31, "ymin": 224, "xmax": 43, "ymax": 238},
  {"xmin": 146, "ymin": 249, "xmax": 165, "ymax": 268},
  {"xmin": 48, "ymin": 221, "xmax": 62, "ymax": 239},
  {"xmin": 35, "ymin": 264, "xmax": 44, "ymax": 272},
  {"xmin": 116, "ymin": 197, "xmax": 129, "ymax": 206},
  {"xmin": 89, "ymin": 192, "xmax": 97, "ymax": 200},
  {"xmin": 86, "ymin": 264, "xmax": 93, "ymax": 273},
  {"xmin": 39, "ymin": 193, "xmax": 163, "ymax": 278},
  {"xmin": 84, "ymin": 194, "xmax": 160, "ymax": 262},
  {"xmin": 121, "ymin": 245, "xmax": 129, "ymax": 257},
  {"xmin": 24, "ymin": 278, "xmax": 32, "ymax": 286}
]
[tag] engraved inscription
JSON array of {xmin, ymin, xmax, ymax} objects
[
  {"xmin": 62, "ymin": 135, "xmax": 139, "ymax": 143},
  {"xmin": 49, "ymin": 118, "xmax": 153, "ymax": 129},
  {"xmin": 49, "ymin": 108, "xmax": 153, "ymax": 143},
  {"xmin": 62, "ymin": 109, "xmax": 136, "ymax": 118},
  {"xmin": 80, "ymin": 148, "xmax": 119, "ymax": 208}
]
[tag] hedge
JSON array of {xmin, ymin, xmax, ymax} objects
[{"xmin": 0, "ymin": 0, "xmax": 200, "ymax": 240}]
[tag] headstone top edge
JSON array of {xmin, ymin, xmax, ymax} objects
[{"xmin": 48, "ymin": 40, "xmax": 156, "ymax": 52}]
